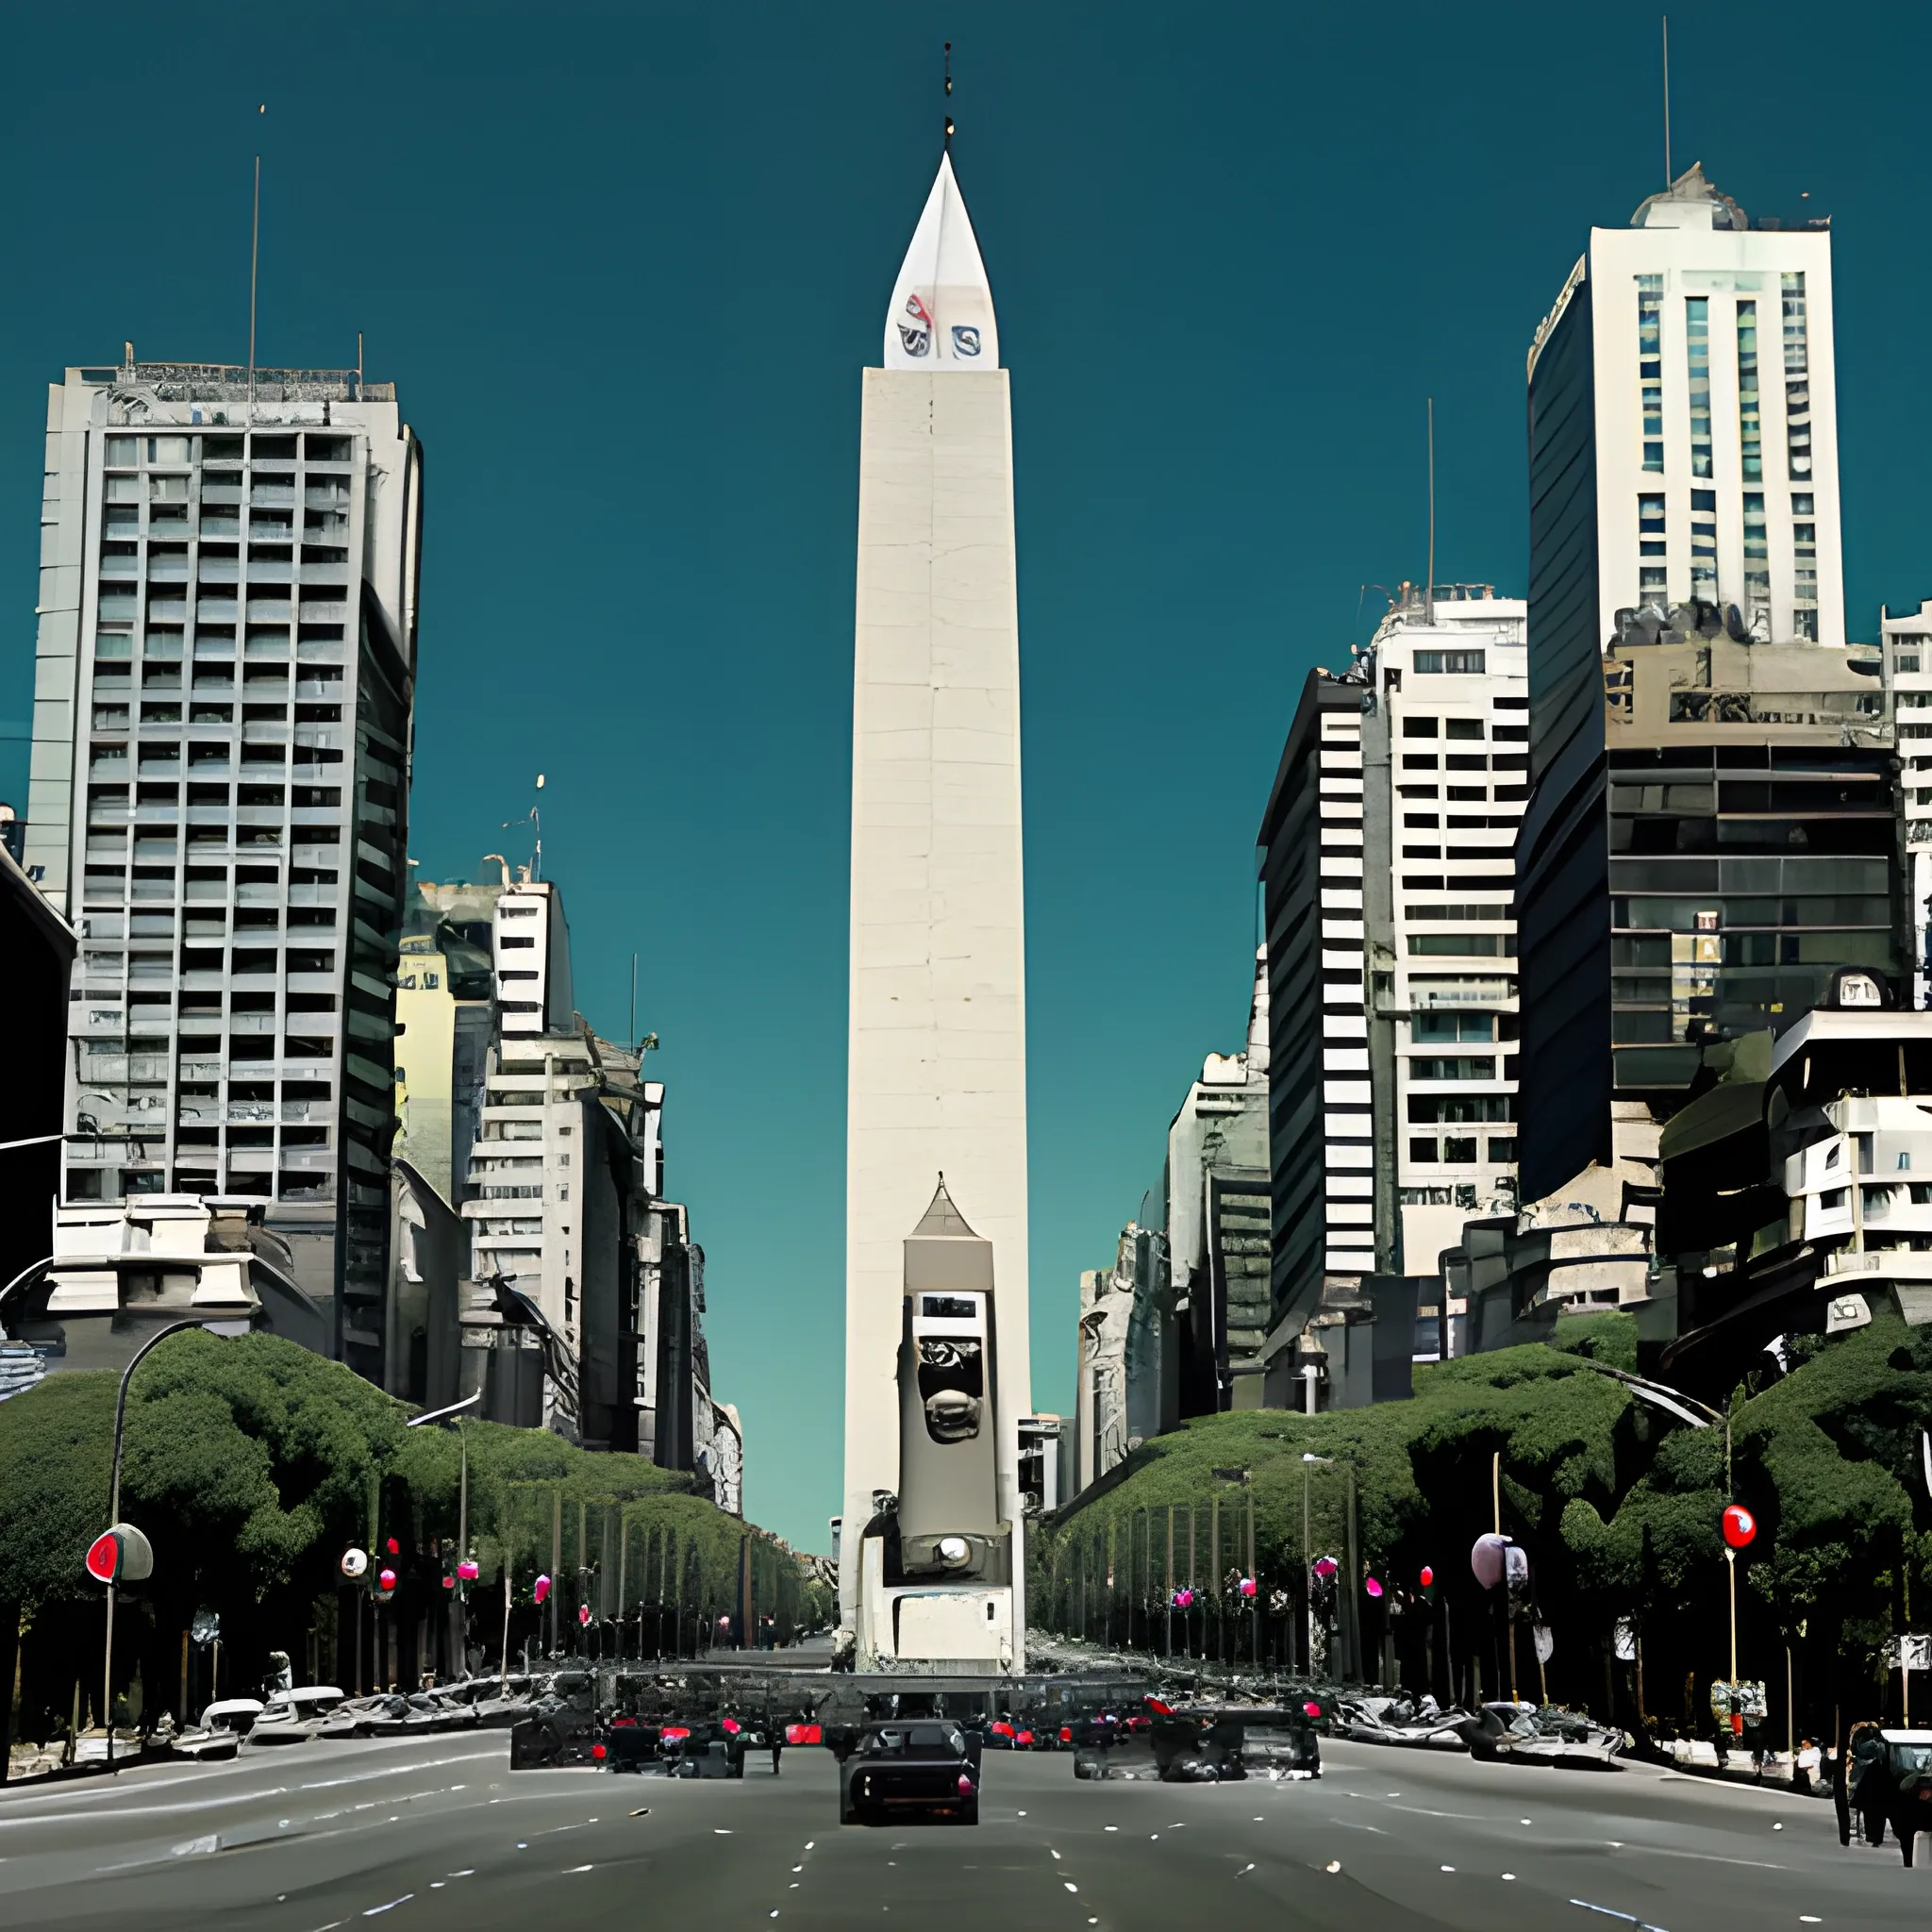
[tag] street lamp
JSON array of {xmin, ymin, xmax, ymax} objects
[{"xmin": 406, "ymin": 1391, "xmax": 481, "ymax": 1685}]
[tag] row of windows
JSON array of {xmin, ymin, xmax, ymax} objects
[
  {"xmin": 103, "ymin": 432, "xmax": 353, "ymax": 467},
  {"xmin": 1409, "ymin": 1134, "xmax": 1517, "ymax": 1165}
]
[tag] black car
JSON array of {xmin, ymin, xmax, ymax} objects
[{"xmin": 839, "ymin": 1720, "xmax": 981, "ymax": 1824}]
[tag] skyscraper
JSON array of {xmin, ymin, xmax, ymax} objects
[
  {"xmin": 1517, "ymin": 165, "xmax": 1897, "ymax": 1206},
  {"xmin": 843, "ymin": 152, "xmax": 1030, "ymax": 1645},
  {"xmin": 1255, "ymin": 588, "xmax": 1526, "ymax": 1404},
  {"xmin": 24, "ymin": 355, "xmax": 421, "ymax": 1381}
]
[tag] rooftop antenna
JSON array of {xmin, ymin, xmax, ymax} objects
[
  {"xmin": 357, "ymin": 329, "xmax": 364, "ymax": 394},
  {"xmin": 943, "ymin": 41, "xmax": 954, "ymax": 149},
  {"xmin": 248, "ymin": 106, "xmax": 264, "ymax": 415},
  {"xmin": 629, "ymin": 952, "xmax": 638, "ymax": 1056},
  {"xmin": 1425, "ymin": 397, "xmax": 1436, "ymax": 625},
  {"xmin": 532, "ymin": 773, "xmax": 543, "ymax": 881},
  {"xmin": 1661, "ymin": 16, "xmax": 1672, "ymax": 187}
]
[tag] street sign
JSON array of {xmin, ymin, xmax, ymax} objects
[
  {"xmin": 84, "ymin": 1524, "xmax": 154, "ymax": 1585},
  {"xmin": 1709, "ymin": 1678, "xmax": 1767, "ymax": 1731},
  {"xmin": 340, "ymin": 1546, "xmax": 369, "ymax": 1580},
  {"xmin": 191, "ymin": 1608, "xmax": 220, "ymax": 1648},
  {"xmin": 1613, "ymin": 1618, "xmax": 1638, "ymax": 1662},
  {"xmin": 1533, "ymin": 1623, "xmax": 1555, "ymax": 1663},
  {"xmin": 1889, "ymin": 1634, "xmax": 1932, "ymax": 1673}
]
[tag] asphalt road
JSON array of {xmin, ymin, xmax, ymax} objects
[{"xmin": 2, "ymin": 1730, "xmax": 1926, "ymax": 1932}]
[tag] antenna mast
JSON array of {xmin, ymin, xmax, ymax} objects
[
  {"xmin": 1425, "ymin": 397, "xmax": 1436, "ymax": 625},
  {"xmin": 943, "ymin": 41, "xmax": 954, "ymax": 148},
  {"xmin": 1661, "ymin": 16, "xmax": 1672, "ymax": 187}
]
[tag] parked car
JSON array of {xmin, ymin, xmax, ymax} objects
[
  {"xmin": 171, "ymin": 1699, "xmax": 264, "ymax": 1760},
  {"xmin": 244, "ymin": 1686, "xmax": 346, "ymax": 1745}
]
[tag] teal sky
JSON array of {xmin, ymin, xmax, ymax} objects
[{"xmin": 5, "ymin": 3, "xmax": 1930, "ymax": 1549}]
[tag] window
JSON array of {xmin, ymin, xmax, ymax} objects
[
  {"xmin": 1690, "ymin": 488, "xmax": 1717, "ymax": 602},
  {"xmin": 1792, "ymin": 495, "xmax": 1818, "ymax": 640},
  {"xmin": 1404, "ymin": 812, "xmax": 1441, "ymax": 828},
  {"xmin": 1737, "ymin": 301, "xmax": 1762, "ymax": 480},
  {"xmin": 1638, "ymin": 491, "xmax": 1666, "ymax": 602},
  {"xmin": 1409, "ymin": 1057, "xmax": 1497, "ymax": 1081},
  {"xmin": 1408, "ymin": 1093, "xmax": 1513, "ymax": 1124},
  {"xmin": 1442, "ymin": 1137, "xmax": 1478, "ymax": 1163},
  {"xmin": 1407, "ymin": 1137, "xmax": 1439, "ymax": 1165},
  {"xmin": 1414, "ymin": 1012, "xmax": 1495, "ymax": 1043},
  {"xmin": 1407, "ymin": 933, "xmax": 1507, "ymax": 957},
  {"xmin": 1686, "ymin": 297, "xmax": 1712, "ymax": 478},
  {"xmin": 1782, "ymin": 273, "xmax": 1811, "ymax": 480},
  {"xmin": 1488, "ymin": 1136, "xmax": 1519, "ymax": 1162},
  {"xmin": 1444, "ymin": 718, "xmax": 1484, "ymax": 741},
  {"xmin": 1413, "ymin": 651, "xmax": 1486, "ymax": 675},
  {"xmin": 1742, "ymin": 492, "xmax": 1770, "ymax": 635},
  {"xmin": 1638, "ymin": 275, "xmax": 1663, "ymax": 472},
  {"xmin": 1403, "ymin": 716, "xmax": 1439, "ymax": 738}
]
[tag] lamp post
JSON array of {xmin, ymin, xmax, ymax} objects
[{"xmin": 102, "ymin": 1319, "xmax": 214, "ymax": 1770}]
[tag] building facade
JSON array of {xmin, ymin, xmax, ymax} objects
[
  {"xmin": 843, "ymin": 153, "xmax": 1030, "ymax": 1638},
  {"xmin": 1516, "ymin": 166, "xmax": 1899, "ymax": 1208},
  {"xmin": 1256, "ymin": 589, "xmax": 1528, "ymax": 1403},
  {"xmin": 23, "ymin": 356, "xmax": 422, "ymax": 1381},
  {"xmin": 1164, "ymin": 948, "xmax": 1272, "ymax": 1412},
  {"xmin": 1884, "ymin": 600, "xmax": 1932, "ymax": 1007}
]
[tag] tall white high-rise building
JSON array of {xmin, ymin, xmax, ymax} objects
[
  {"xmin": 23, "ymin": 356, "xmax": 421, "ymax": 1383},
  {"xmin": 1516, "ymin": 165, "xmax": 1893, "ymax": 1211},
  {"xmin": 842, "ymin": 153, "xmax": 1030, "ymax": 1646}
]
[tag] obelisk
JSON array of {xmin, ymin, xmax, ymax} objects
[{"xmin": 842, "ymin": 149, "xmax": 1030, "ymax": 1647}]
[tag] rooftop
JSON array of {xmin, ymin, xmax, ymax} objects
[
  {"xmin": 68, "ymin": 359, "xmax": 393, "ymax": 404},
  {"xmin": 883, "ymin": 153, "xmax": 999, "ymax": 372}
]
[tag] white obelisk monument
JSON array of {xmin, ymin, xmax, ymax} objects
[{"xmin": 842, "ymin": 149, "xmax": 1031, "ymax": 1651}]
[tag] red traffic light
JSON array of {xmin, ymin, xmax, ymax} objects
[
  {"xmin": 1722, "ymin": 1504, "xmax": 1757, "ymax": 1550},
  {"xmin": 386, "ymin": 1538, "xmax": 400, "ymax": 1556},
  {"xmin": 377, "ymin": 1566, "xmax": 397, "ymax": 1592},
  {"xmin": 1420, "ymin": 1565, "xmax": 1435, "ymax": 1589}
]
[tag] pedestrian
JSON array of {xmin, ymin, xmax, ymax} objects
[{"xmin": 771, "ymin": 1732, "xmax": 783, "ymax": 1776}]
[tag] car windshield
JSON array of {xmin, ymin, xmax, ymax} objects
[
  {"xmin": 1890, "ymin": 1743, "xmax": 1932, "ymax": 1774},
  {"xmin": 867, "ymin": 1724, "xmax": 961, "ymax": 1758}
]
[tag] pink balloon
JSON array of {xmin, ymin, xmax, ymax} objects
[
  {"xmin": 578, "ymin": 1605, "xmax": 591, "ymax": 1627},
  {"xmin": 458, "ymin": 1558, "xmax": 479, "ymax": 1581},
  {"xmin": 1364, "ymin": 1575, "xmax": 1384, "ymax": 1599},
  {"xmin": 1312, "ymin": 1556, "xmax": 1339, "ymax": 1579},
  {"xmin": 377, "ymin": 1567, "xmax": 397, "ymax": 1592},
  {"xmin": 534, "ymin": 1574, "xmax": 552, "ymax": 1605}
]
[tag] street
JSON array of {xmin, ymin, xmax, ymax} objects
[{"xmin": 1, "ymin": 1731, "xmax": 1924, "ymax": 1932}]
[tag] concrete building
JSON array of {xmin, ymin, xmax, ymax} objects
[
  {"xmin": 22, "ymin": 355, "xmax": 422, "ymax": 1383},
  {"xmin": 0, "ymin": 844, "xmax": 75, "ymax": 1312},
  {"xmin": 1516, "ymin": 165, "xmax": 1900, "ymax": 1210},
  {"xmin": 1164, "ymin": 948, "xmax": 1272, "ymax": 1412},
  {"xmin": 843, "ymin": 151, "xmax": 1030, "ymax": 1644},
  {"xmin": 1254, "ymin": 589, "xmax": 1528, "ymax": 1405},
  {"xmin": 1884, "ymin": 601, "xmax": 1932, "ymax": 1007}
]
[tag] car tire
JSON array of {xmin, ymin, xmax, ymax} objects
[
  {"xmin": 1903, "ymin": 1829, "xmax": 1915, "ymax": 1869},
  {"xmin": 959, "ymin": 1801, "xmax": 978, "ymax": 1826}
]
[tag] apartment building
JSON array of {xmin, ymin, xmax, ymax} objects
[{"xmin": 22, "ymin": 355, "xmax": 421, "ymax": 1378}]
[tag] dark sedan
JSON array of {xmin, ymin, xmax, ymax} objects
[{"xmin": 839, "ymin": 1720, "xmax": 981, "ymax": 1824}]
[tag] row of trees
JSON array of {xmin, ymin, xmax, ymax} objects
[
  {"xmin": 1030, "ymin": 1310, "xmax": 1932, "ymax": 1742},
  {"xmin": 0, "ymin": 1331, "xmax": 829, "ymax": 1753}
]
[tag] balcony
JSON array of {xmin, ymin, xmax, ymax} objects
[
  {"xmin": 248, "ymin": 559, "xmax": 294, "ymax": 583},
  {"xmin": 245, "ymin": 598, "xmax": 292, "ymax": 623},
  {"xmin": 146, "ymin": 559, "xmax": 191, "ymax": 584},
  {"xmin": 200, "ymin": 516, "xmax": 241, "ymax": 538},
  {"xmin": 249, "ymin": 483, "xmax": 295, "ymax": 507}
]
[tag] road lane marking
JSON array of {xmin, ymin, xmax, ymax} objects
[
  {"xmin": 1571, "ymin": 1899, "xmax": 1668, "ymax": 1932},
  {"xmin": 362, "ymin": 1897, "xmax": 413, "ymax": 1917}
]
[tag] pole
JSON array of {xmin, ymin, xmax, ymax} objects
[
  {"xmin": 1727, "ymin": 1548, "xmax": 1738, "ymax": 1682},
  {"xmin": 550, "ymin": 1487, "xmax": 562, "ymax": 1657},
  {"xmin": 247, "ymin": 154, "xmax": 261, "ymax": 415},
  {"xmin": 500, "ymin": 1566, "xmax": 511, "ymax": 1690},
  {"xmin": 1661, "ymin": 15, "xmax": 1672, "ymax": 187},
  {"xmin": 103, "ymin": 1319, "xmax": 204, "ymax": 1771},
  {"xmin": 1165, "ymin": 1506, "xmax": 1174, "ymax": 1658},
  {"xmin": 1787, "ymin": 1645, "xmax": 1795, "ymax": 1784},
  {"xmin": 1424, "ymin": 397, "xmax": 1436, "ymax": 625},
  {"xmin": 455, "ymin": 1423, "xmax": 468, "ymax": 1672},
  {"xmin": 1303, "ymin": 1463, "xmax": 1312, "ymax": 1674}
]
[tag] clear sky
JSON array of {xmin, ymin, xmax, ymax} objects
[{"xmin": 4, "ymin": 2, "xmax": 1929, "ymax": 1549}]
